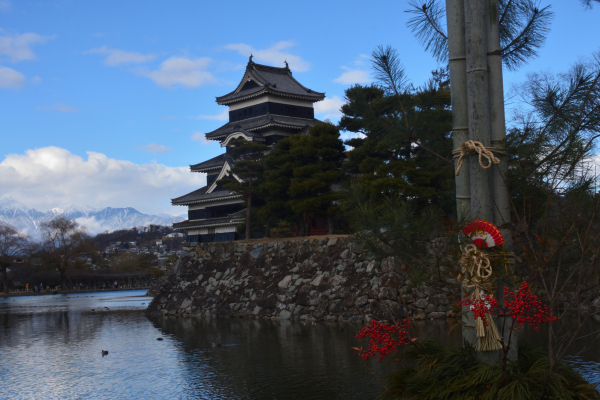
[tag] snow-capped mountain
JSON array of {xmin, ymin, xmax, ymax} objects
[{"xmin": 0, "ymin": 197, "xmax": 184, "ymax": 238}]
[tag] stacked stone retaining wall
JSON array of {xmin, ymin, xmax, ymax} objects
[{"xmin": 146, "ymin": 236, "xmax": 461, "ymax": 322}]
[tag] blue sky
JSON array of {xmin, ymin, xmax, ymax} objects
[{"xmin": 0, "ymin": 0, "xmax": 599, "ymax": 215}]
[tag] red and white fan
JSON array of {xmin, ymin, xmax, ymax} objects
[{"xmin": 462, "ymin": 220, "xmax": 504, "ymax": 249}]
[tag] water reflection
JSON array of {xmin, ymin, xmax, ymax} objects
[
  {"xmin": 1, "ymin": 292, "xmax": 598, "ymax": 399},
  {"xmin": 149, "ymin": 317, "xmax": 395, "ymax": 399},
  {"xmin": 0, "ymin": 291, "xmax": 394, "ymax": 400}
]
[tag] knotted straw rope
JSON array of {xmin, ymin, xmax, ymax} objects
[
  {"xmin": 452, "ymin": 140, "xmax": 506, "ymax": 176},
  {"xmin": 457, "ymin": 244, "xmax": 503, "ymax": 351},
  {"xmin": 458, "ymin": 244, "xmax": 493, "ymax": 287}
]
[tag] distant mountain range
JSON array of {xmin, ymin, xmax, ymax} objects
[{"xmin": 0, "ymin": 197, "xmax": 185, "ymax": 239}]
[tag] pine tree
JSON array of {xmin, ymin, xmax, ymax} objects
[
  {"xmin": 259, "ymin": 123, "xmax": 345, "ymax": 236},
  {"xmin": 259, "ymin": 136, "xmax": 297, "ymax": 234},
  {"xmin": 218, "ymin": 139, "xmax": 269, "ymax": 240},
  {"xmin": 340, "ymin": 55, "xmax": 455, "ymax": 215},
  {"xmin": 287, "ymin": 122, "xmax": 345, "ymax": 235}
]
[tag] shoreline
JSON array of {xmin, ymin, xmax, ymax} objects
[{"xmin": 1, "ymin": 287, "xmax": 152, "ymax": 298}]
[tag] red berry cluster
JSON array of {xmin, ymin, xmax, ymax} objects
[
  {"xmin": 503, "ymin": 282, "xmax": 557, "ymax": 330},
  {"xmin": 458, "ymin": 293, "xmax": 499, "ymax": 326},
  {"xmin": 355, "ymin": 318, "xmax": 411, "ymax": 360}
]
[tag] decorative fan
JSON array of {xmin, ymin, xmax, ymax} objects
[{"xmin": 462, "ymin": 220, "xmax": 504, "ymax": 249}]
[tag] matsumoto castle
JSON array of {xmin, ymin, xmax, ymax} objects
[{"xmin": 172, "ymin": 57, "xmax": 325, "ymax": 243}]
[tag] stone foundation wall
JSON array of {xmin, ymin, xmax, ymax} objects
[{"xmin": 146, "ymin": 236, "xmax": 461, "ymax": 322}]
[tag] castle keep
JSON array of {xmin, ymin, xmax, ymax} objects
[{"xmin": 172, "ymin": 57, "xmax": 325, "ymax": 243}]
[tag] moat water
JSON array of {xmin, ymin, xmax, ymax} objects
[{"xmin": 0, "ymin": 290, "xmax": 598, "ymax": 399}]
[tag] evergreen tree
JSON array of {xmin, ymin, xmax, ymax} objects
[
  {"xmin": 508, "ymin": 53, "xmax": 600, "ymax": 222},
  {"xmin": 218, "ymin": 138, "xmax": 269, "ymax": 240},
  {"xmin": 287, "ymin": 122, "xmax": 345, "ymax": 235},
  {"xmin": 259, "ymin": 123, "xmax": 345, "ymax": 236},
  {"xmin": 581, "ymin": 0, "xmax": 600, "ymax": 9},
  {"xmin": 259, "ymin": 137, "xmax": 296, "ymax": 234},
  {"xmin": 340, "ymin": 50, "xmax": 455, "ymax": 215},
  {"xmin": 406, "ymin": 0, "xmax": 553, "ymax": 70}
]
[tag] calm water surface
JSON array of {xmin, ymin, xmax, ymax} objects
[{"xmin": 0, "ymin": 290, "xmax": 598, "ymax": 399}]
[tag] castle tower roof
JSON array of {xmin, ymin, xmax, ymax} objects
[{"xmin": 215, "ymin": 58, "xmax": 325, "ymax": 105}]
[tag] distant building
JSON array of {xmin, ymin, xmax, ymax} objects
[
  {"xmin": 172, "ymin": 57, "xmax": 325, "ymax": 243},
  {"xmin": 165, "ymin": 232, "xmax": 185, "ymax": 238}
]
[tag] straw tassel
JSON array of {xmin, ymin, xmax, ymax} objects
[{"xmin": 475, "ymin": 310, "xmax": 503, "ymax": 352}]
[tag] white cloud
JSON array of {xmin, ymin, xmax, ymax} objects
[
  {"xmin": 191, "ymin": 131, "xmax": 219, "ymax": 146},
  {"xmin": 31, "ymin": 75, "xmax": 42, "ymax": 84},
  {"xmin": 141, "ymin": 56, "xmax": 216, "ymax": 89},
  {"xmin": 138, "ymin": 143, "xmax": 172, "ymax": 153},
  {"xmin": 0, "ymin": 65, "xmax": 25, "ymax": 88},
  {"xmin": 314, "ymin": 95, "xmax": 345, "ymax": 121},
  {"xmin": 195, "ymin": 110, "xmax": 228, "ymax": 121},
  {"xmin": 0, "ymin": 31, "xmax": 52, "ymax": 88},
  {"xmin": 85, "ymin": 46, "xmax": 156, "ymax": 66},
  {"xmin": 0, "ymin": 1, "xmax": 10, "ymax": 11},
  {"xmin": 0, "ymin": 146, "xmax": 205, "ymax": 215},
  {"xmin": 35, "ymin": 103, "xmax": 78, "ymax": 113},
  {"xmin": 334, "ymin": 54, "xmax": 371, "ymax": 85},
  {"xmin": 340, "ymin": 132, "xmax": 366, "ymax": 142},
  {"xmin": 0, "ymin": 32, "xmax": 52, "ymax": 62},
  {"xmin": 334, "ymin": 69, "xmax": 370, "ymax": 85},
  {"xmin": 73, "ymin": 216, "xmax": 106, "ymax": 235},
  {"xmin": 225, "ymin": 41, "xmax": 310, "ymax": 72}
]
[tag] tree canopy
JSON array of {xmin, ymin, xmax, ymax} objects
[
  {"xmin": 0, "ymin": 223, "xmax": 29, "ymax": 294},
  {"xmin": 219, "ymin": 138, "xmax": 269, "ymax": 239},
  {"xmin": 40, "ymin": 216, "xmax": 90, "ymax": 290},
  {"xmin": 340, "ymin": 47, "xmax": 455, "ymax": 215},
  {"xmin": 259, "ymin": 123, "xmax": 345, "ymax": 235}
]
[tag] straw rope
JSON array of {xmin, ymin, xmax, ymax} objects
[
  {"xmin": 458, "ymin": 244, "xmax": 493, "ymax": 287},
  {"xmin": 475, "ymin": 295, "xmax": 503, "ymax": 352},
  {"xmin": 457, "ymin": 244, "xmax": 504, "ymax": 351},
  {"xmin": 452, "ymin": 140, "xmax": 506, "ymax": 176}
]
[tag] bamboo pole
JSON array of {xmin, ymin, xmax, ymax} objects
[
  {"xmin": 487, "ymin": 0, "xmax": 511, "ymax": 249},
  {"xmin": 464, "ymin": 0, "xmax": 499, "ymax": 363},
  {"xmin": 465, "ymin": 0, "xmax": 493, "ymax": 223},
  {"xmin": 487, "ymin": 0, "xmax": 516, "ymax": 361},
  {"xmin": 446, "ymin": 0, "xmax": 471, "ymax": 223},
  {"xmin": 447, "ymin": 0, "xmax": 478, "ymax": 353}
]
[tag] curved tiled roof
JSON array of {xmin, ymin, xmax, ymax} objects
[
  {"xmin": 173, "ymin": 216, "xmax": 243, "ymax": 230},
  {"xmin": 171, "ymin": 188, "xmax": 242, "ymax": 205},
  {"xmin": 189, "ymin": 153, "xmax": 231, "ymax": 173},
  {"xmin": 205, "ymin": 113, "xmax": 316, "ymax": 140},
  {"xmin": 216, "ymin": 61, "xmax": 325, "ymax": 105}
]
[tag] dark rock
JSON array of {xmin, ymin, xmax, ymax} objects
[
  {"xmin": 379, "ymin": 287, "xmax": 398, "ymax": 300},
  {"xmin": 145, "ymin": 236, "xmax": 460, "ymax": 322},
  {"xmin": 355, "ymin": 295, "xmax": 369, "ymax": 307}
]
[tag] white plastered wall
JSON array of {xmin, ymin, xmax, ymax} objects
[
  {"xmin": 188, "ymin": 198, "xmax": 243, "ymax": 211},
  {"xmin": 228, "ymin": 95, "xmax": 313, "ymax": 111},
  {"xmin": 186, "ymin": 225, "xmax": 236, "ymax": 235}
]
